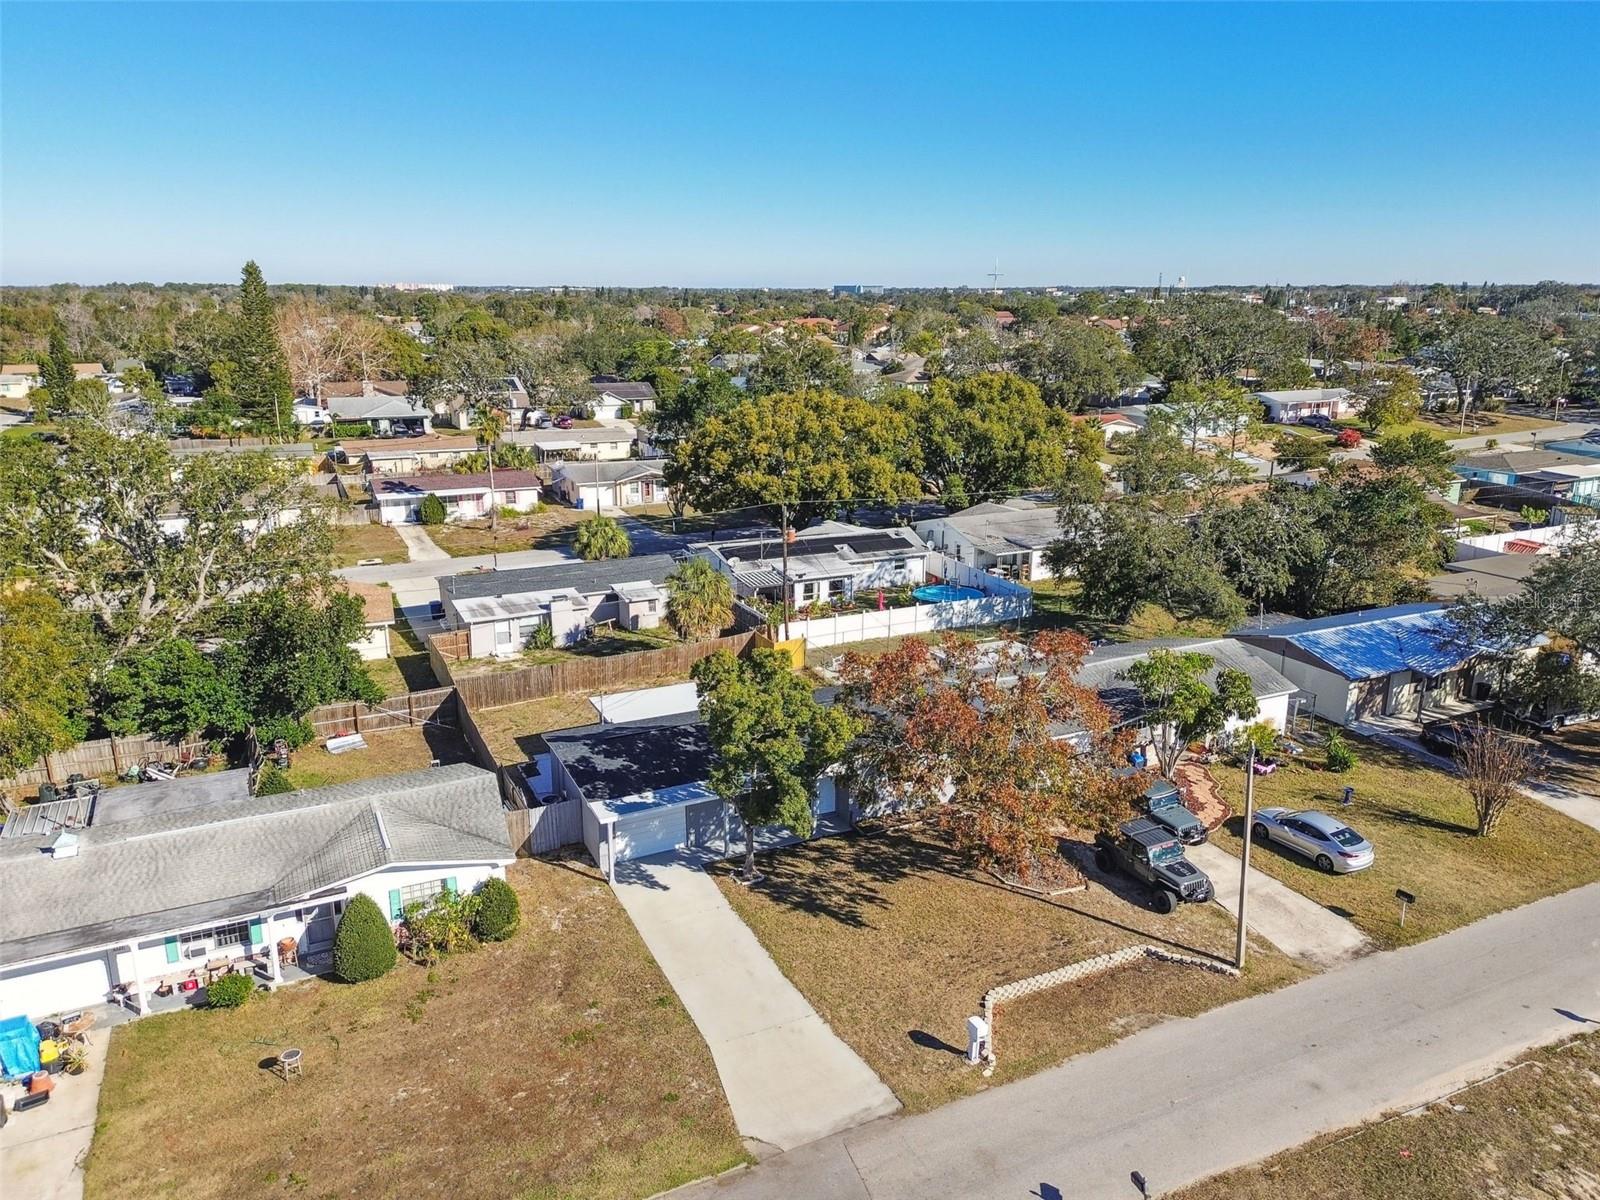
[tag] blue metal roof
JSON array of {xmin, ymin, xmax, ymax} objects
[{"xmin": 1273, "ymin": 606, "xmax": 1472, "ymax": 680}]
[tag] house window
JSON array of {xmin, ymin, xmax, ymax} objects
[
  {"xmin": 646, "ymin": 599, "xmax": 657, "ymax": 613},
  {"xmin": 180, "ymin": 921, "xmax": 251, "ymax": 949},
  {"xmin": 892, "ymin": 558, "xmax": 907, "ymax": 571},
  {"xmin": 502, "ymin": 490, "xmax": 518, "ymax": 504},
  {"xmin": 517, "ymin": 620, "xmax": 539, "ymax": 644},
  {"xmin": 399, "ymin": 879, "xmax": 445, "ymax": 908}
]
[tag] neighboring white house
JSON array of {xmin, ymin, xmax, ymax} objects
[
  {"xmin": 587, "ymin": 378, "xmax": 657, "ymax": 420},
  {"xmin": 0, "ymin": 365, "xmax": 39, "ymax": 403},
  {"xmin": 1073, "ymin": 637, "xmax": 1297, "ymax": 743},
  {"xmin": 1233, "ymin": 604, "xmax": 1499, "ymax": 726},
  {"xmin": 694, "ymin": 521, "xmax": 931, "ymax": 607},
  {"xmin": 511, "ymin": 423, "xmax": 637, "ymax": 463},
  {"xmin": 438, "ymin": 554, "xmax": 678, "ymax": 657},
  {"xmin": 914, "ymin": 498, "xmax": 1059, "ymax": 581},
  {"xmin": 0, "ymin": 765, "xmax": 512, "ymax": 1021},
  {"xmin": 546, "ymin": 713, "xmax": 843, "ymax": 880},
  {"xmin": 370, "ymin": 469, "xmax": 544, "ymax": 525},
  {"xmin": 345, "ymin": 582, "xmax": 396, "ymax": 660},
  {"xmin": 324, "ymin": 381, "xmax": 432, "ymax": 434},
  {"xmin": 551, "ymin": 460, "xmax": 666, "ymax": 510},
  {"xmin": 1254, "ymin": 387, "xmax": 1355, "ymax": 424}
]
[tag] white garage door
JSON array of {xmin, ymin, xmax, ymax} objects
[
  {"xmin": 613, "ymin": 807, "xmax": 687, "ymax": 863},
  {"xmin": 816, "ymin": 777, "xmax": 837, "ymax": 816},
  {"xmin": 0, "ymin": 954, "xmax": 111, "ymax": 1020}
]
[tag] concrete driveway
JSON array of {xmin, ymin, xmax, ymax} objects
[
  {"xmin": 0, "ymin": 1030, "xmax": 108, "ymax": 1200},
  {"xmin": 1187, "ymin": 840, "xmax": 1370, "ymax": 967},
  {"xmin": 612, "ymin": 854, "xmax": 899, "ymax": 1153},
  {"xmin": 393, "ymin": 522, "xmax": 450, "ymax": 563}
]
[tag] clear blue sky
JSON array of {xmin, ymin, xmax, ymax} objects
[{"xmin": 4, "ymin": 2, "xmax": 1597, "ymax": 288}]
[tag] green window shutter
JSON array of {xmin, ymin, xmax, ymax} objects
[
  {"xmin": 443, "ymin": 877, "xmax": 458, "ymax": 895},
  {"xmin": 388, "ymin": 889, "xmax": 403, "ymax": 920},
  {"xmin": 164, "ymin": 937, "xmax": 179, "ymax": 963},
  {"xmin": 248, "ymin": 920, "xmax": 264, "ymax": 946}
]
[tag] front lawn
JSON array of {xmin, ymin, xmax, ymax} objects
[
  {"xmin": 84, "ymin": 859, "xmax": 747, "ymax": 1200},
  {"xmin": 1176, "ymin": 1031, "xmax": 1600, "ymax": 1200},
  {"xmin": 1360, "ymin": 411, "xmax": 1566, "ymax": 442},
  {"xmin": 1208, "ymin": 735, "xmax": 1600, "ymax": 949},
  {"xmin": 425, "ymin": 508, "xmax": 590, "ymax": 557},
  {"xmin": 470, "ymin": 694, "xmax": 610, "ymax": 765},
  {"xmin": 330, "ymin": 521, "xmax": 408, "ymax": 566},
  {"xmin": 711, "ymin": 832, "xmax": 1304, "ymax": 1113},
  {"xmin": 282, "ymin": 726, "xmax": 472, "ymax": 790}
]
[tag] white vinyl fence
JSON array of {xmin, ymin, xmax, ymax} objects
[{"xmin": 778, "ymin": 553, "xmax": 1033, "ymax": 649}]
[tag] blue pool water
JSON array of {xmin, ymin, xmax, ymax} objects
[
  {"xmin": 913, "ymin": 583, "xmax": 985, "ymax": 603},
  {"xmin": 1543, "ymin": 439, "xmax": 1600, "ymax": 460}
]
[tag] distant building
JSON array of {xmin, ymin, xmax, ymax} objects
[
  {"xmin": 1253, "ymin": 388, "xmax": 1355, "ymax": 424},
  {"xmin": 1453, "ymin": 447, "xmax": 1600, "ymax": 508},
  {"xmin": 914, "ymin": 499, "xmax": 1059, "ymax": 581},
  {"xmin": 832, "ymin": 284, "xmax": 886, "ymax": 297}
]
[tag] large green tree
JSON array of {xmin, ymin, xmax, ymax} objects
[
  {"xmin": 904, "ymin": 373, "xmax": 1073, "ymax": 507},
  {"xmin": 743, "ymin": 329, "xmax": 852, "ymax": 396},
  {"xmin": 1371, "ymin": 430, "xmax": 1458, "ymax": 488},
  {"xmin": 1118, "ymin": 649, "xmax": 1258, "ymax": 779},
  {"xmin": 692, "ymin": 647, "xmax": 858, "ymax": 882},
  {"xmin": 1132, "ymin": 295, "xmax": 1306, "ymax": 385},
  {"xmin": 1010, "ymin": 322, "xmax": 1141, "ymax": 410},
  {"xmin": 226, "ymin": 260, "xmax": 295, "ymax": 437},
  {"xmin": 0, "ymin": 588, "xmax": 92, "ymax": 778},
  {"xmin": 668, "ymin": 389, "xmax": 920, "ymax": 528},
  {"xmin": 665, "ymin": 557, "xmax": 735, "ymax": 640}
]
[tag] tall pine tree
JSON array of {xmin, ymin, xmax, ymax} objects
[
  {"xmin": 39, "ymin": 326, "xmax": 77, "ymax": 414},
  {"xmin": 229, "ymin": 261, "xmax": 294, "ymax": 438}
]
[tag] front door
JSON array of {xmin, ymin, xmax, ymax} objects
[{"xmin": 301, "ymin": 902, "xmax": 340, "ymax": 953}]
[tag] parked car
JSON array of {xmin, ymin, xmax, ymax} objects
[
  {"xmin": 1094, "ymin": 818, "xmax": 1215, "ymax": 912},
  {"xmin": 1418, "ymin": 719, "xmax": 1480, "ymax": 757},
  {"xmin": 1251, "ymin": 808, "xmax": 1374, "ymax": 873},
  {"xmin": 1298, "ymin": 413, "xmax": 1334, "ymax": 430},
  {"xmin": 554, "ymin": 415, "xmax": 574, "ymax": 429},
  {"xmin": 1141, "ymin": 779, "xmax": 1207, "ymax": 845},
  {"xmin": 1494, "ymin": 700, "xmax": 1600, "ymax": 733}
]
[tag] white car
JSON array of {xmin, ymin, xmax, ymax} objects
[{"xmin": 1252, "ymin": 808, "xmax": 1374, "ymax": 873}]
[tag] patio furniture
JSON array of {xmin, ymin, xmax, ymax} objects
[
  {"xmin": 275, "ymin": 1048, "xmax": 303, "ymax": 1080},
  {"xmin": 59, "ymin": 1013, "xmax": 94, "ymax": 1044},
  {"xmin": 204, "ymin": 957, "xmax": 231, "ymax": 983}
]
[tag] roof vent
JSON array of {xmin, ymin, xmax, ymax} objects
[{"xmin": 48, "ymin": 831, "xmax": 81, "ymax": 859}]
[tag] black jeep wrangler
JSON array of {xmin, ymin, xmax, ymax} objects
[{"xmin": 1094, "ymin": 818, "xmax": 1215, "ymax": 913}]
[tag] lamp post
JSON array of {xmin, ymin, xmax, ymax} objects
[{"xmin": 1235, "ymin": 743, "xmax": 1257, "ymax": 970}]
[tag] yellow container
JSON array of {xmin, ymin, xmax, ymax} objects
[{"xmin": 38, "ymin": 1039, "xmax": 61, "ymax": 1064}]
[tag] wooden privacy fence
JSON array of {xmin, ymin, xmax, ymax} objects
[
  {"xmin": 2, "ymin": 733, "xmax": 206, "ymax": 791},
  {"xmin": 305, "ymin": 686, "xmax": 458, "ymax": 736},
  {"xmin": 504, "ymin": 798, "xmax": 584, "ymax": 855},
  {"xmin": 454, "ymin": 632, "xmax": 755, "ymax": 711}
]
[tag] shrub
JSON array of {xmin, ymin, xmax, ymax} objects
[
  {"xmin": 257, "ymin": 714, "xmax": 314, "ymax": 751},
  {"xmin": 573, "ymin": 515, "xmax": 630, "ymax": 561},
  {"xmin": 333, "ymin": 893, "xmax": 397, "ymax": 982},
  {"xmin": 404, "ymin": 888, "xmax": 478, "ymax": 964},
  {"xmin": 418, "ymin": 493, "xmax": 447, "ymax": 525},
  {"xmin": 207, "ymin": 972, "xmax": 254, "ymax": 1009},
  {"xmin": 1335, "ymin": 427, "xmax": 1363, "ymax": 448},
  {"xmin": 1325, "ymin": 729, "xmax": 1358, "ymax": 773},
  {"xmin": 256, "ymin": 763, "xmax": 294, "ymax": 795},
  {"xmin": 472, "ymin": 877, "xmax": 520, "ymax": 942},
  {"xmin": 1238, "ymin": 721, "xmax": 1279, "ymax": 760},
  {"xmin": 527, "ymin": 621, "xmax": 555, "ymax": 651}
]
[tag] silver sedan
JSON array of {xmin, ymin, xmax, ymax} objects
[{"xmin": 1252, "ymin": 808, "xmax": 1375, "ymax": 873}]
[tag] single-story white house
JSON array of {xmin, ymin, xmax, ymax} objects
[
  {"xmin": 546, "ymin": 714, "xmax": 843, "ymax": 879},
  {"xmin": 1, "ymin": 362, "xmax": 104, "ymax": 402},
  {"xmin": 1233, "ymin": 604, "xmax": 1498, "ymax": 726},
  {"xmin": 438, "ymin": 553, "xmax": 678, "ymax": 656},
  {"xmin": 0, "ymin": 765, "xmax": 512, "ymax": 1021},
  {"xmin": 693, "ymin": 521, "xmax": 931, "ymax": 607},
  {"xmin": 914, "ymin": 498, "xmax": 1058, "ymax": 581},
  {"xmin": 551, "ymin": 460, "xmax": 666, "ymax": 510},
  {"xmin": 370, "ymin": 469, "xmax": 544, "ymax": 525},
  {"xmin": 1073, "ymin": 637, "xmax": 1296, "ymax": 743},
  {"xmin": 509, "ymin": 423, "xmax": 637, "ymax": 463},
  {"xmin": 324, "ymin": 381, "xmax": 432, "ymax": 434},
  {"xmin": 1254, "ymin": 388, "xmax": 1355, "ymax": 424},
  {"xmin": 344, "ymin": 582, "xmax": 396, "ymax": 660},
  {"xmin": 587, "ymin": 378, "xmax": 657, "ymax": 420},
  {"xmin": 348, "ymin": 436, "xmax": 481, "ymax": 476}
]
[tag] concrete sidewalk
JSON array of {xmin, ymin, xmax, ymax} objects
[
  {"xmin": 612, "ymin": 854, "xmax": 899, "ymax": 1153},
  {"xmin": 672, "ymin": 878, "xmax": 1600, "ymax": 1200},
  {"xmin": 1187, "ymin": 840, "xmax": 1370, "ymax": 966}
]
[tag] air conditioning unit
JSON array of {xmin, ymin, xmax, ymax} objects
[{"xmin": 185, "ymin": 945, "xmax": 207, "ymax": 959}]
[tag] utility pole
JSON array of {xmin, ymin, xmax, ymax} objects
[{"xmin": 1235, "ymin": 743, "xmax": 1257, "ymax": 969}]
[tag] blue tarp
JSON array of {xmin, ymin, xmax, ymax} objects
[
  {"xmin": 0, "ymin": 1014, "xmax": 41, "ymax": 1078},
  {"xmin": 1286, "ymin": 612, "xmax": 1469, "ymax": 680}
]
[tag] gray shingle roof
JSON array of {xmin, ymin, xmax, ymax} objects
[
  {"xmin": 589, "ymin": 381, "xmax": 658, "ymax": 402},
  {"xmin": 1075, "ymin": 638, "xmax": 1296, "ymax": 724},
  {"xmin": 440, "ymin": 554, "xmax": 679, "ymax": 603},
  {"xmin": 553, "ymin": 460, "xmax": 664, "ymax": 486},
  {"xmin": 925, "ymin": 500, "xmax": 1058, "ymax": 555},
  {"xmin": 0, "ymin": 764, "xmax": 509, "ymax": 965},
  {"xmin": 544, "ymin": 715, "xmax": 716, "ymax": 803}
]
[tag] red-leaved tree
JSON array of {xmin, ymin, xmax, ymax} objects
[{"xmin": 837, "ymin": 630, "xmax": 1142, "ymax": 880}]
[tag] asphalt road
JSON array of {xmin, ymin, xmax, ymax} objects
[{"xmin": 673, "ymin": 878, "xmax": 1600, "ymax": 1200}]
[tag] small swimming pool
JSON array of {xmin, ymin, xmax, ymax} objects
[
  {"xmin": 1542, "ymin": 439, "xmax": 1600, "ymax": 460},
  {"xmin": 913, "ymin": 583, "xmax": 985, "ymax": 603}
]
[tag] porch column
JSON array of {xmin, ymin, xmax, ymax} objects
[
  {"xmin": 607, "ymin": 820, "xmax": 616, "ymax": 884},
  {"xmin": 268, "ymin": 928, "xmax": 283, "ymax": 990},
  {"xmin": 126, "ymin": 939, "xmax": 147, "ymax": 1015}
]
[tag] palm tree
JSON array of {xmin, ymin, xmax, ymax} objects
[
  {"xmin": 472, "ymin": 402, "xmax": 507, "ymax": 567},
  {"xmin": 665, "ymin": 557, "xmax": 734, "ymax": 640},
  {"xmin": 573, "ymin": 515, "xmax": 631, "ymax": 562}
]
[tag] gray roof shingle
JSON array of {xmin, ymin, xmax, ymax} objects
[
  {"xmin": 0, "ymin": 764, "xmax": 510, "ymax": 965},
  {"xmin": 440, "ymin": 554, "xmax": 679, "ymax": 602}
]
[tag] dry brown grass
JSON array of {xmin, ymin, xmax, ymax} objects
[
  {"xmin": 711, "ymin": 832, "xmax": 1305, "ymax": 1113},
  {"xmin": 84, "ymin": 859, "xmax": 747, "ymax": 1200},
  {"xmin": 1208, "ymin": 735, "xmax": 1600, "ymax": 948},
  {"xmin": 282, "ymin": 727, "xmax": 472, "ymax": 790},
  {"xmin": 330, "ymin": 522, "xmax": 408, "ymax": 566},
  {"xmin": 470, "ymin": 694, "xmax": 610, "ymax": 765},
  {"xmin": 425, "ymin": 508, "xmax": 589, "ymax": 557},
  {"xmin": 1176, "ymin": 1031, "xmax": 1600, "ymax": 1200}
]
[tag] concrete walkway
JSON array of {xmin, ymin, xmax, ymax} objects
[
  {"xmin": 392, "ymin": 522, "xmax": 451, "ymax": 563},
  {"xmin": 0, "ymin": 1030, "xmax": 108, "ymax": 1200},
  {"xmin": 612, "ymin": 854, "xmax": 899, "ymax": 1152},
  {"xmin": 672, "ymin": 878, "xmax": 1600, "ymax": 1200},
  {"xmin": 1187, "ymin": 840, "xmax": 1371, "ymax": 967}
]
